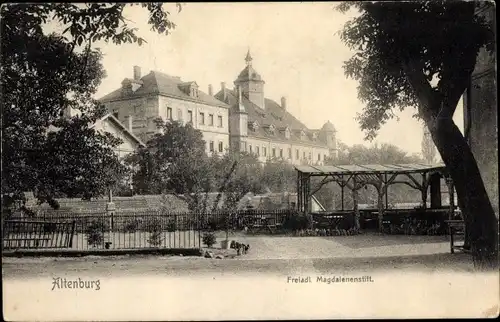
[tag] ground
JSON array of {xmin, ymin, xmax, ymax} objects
[{"xmin": 3, "ymin": 234, "xmax": 499, "ymax": 320}]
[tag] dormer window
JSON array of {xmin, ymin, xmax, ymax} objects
[
  {"xmin": 249, "ymin": 121, "xmax": 259, "ymax": 132},
  {"xmin": 178, "ymin": 81, "xmax": 199, "ymax": 98},
  {"xmin": 284, "ymin": 127, "xmax": 291, "ymax": 139},
  {"xmin": 300, "ymin": 130, "xmax": 306, "ymax": 140},
  {"xmin": 312, "ymin": 132, "xmax": 318, "ymax": 140},
  {"xmin": 268, "ymin": 124, "xmax": 276, "ymax": 134}
]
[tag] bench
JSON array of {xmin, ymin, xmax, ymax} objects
[
  {"xmin": 445, "ymin": 220, "xmax": 466, "ymax": 254},
  {"xmin": 3, "ymin": 237, "xmax": 52, "ymax": 248}
]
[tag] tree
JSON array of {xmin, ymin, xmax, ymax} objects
[
  {"xmin": 261, "ymin": 159, "xmax": 297, "ymax": 193},
  {"xmin": 337, "ymin": 1, "xmax": 497, "ymax": 268},
  {"xmin": 125, "ymin": 120, "xmax": 214, "ymax": 212},
  {"xmin": 1, "ymin": 3, "xmax": 180, "ymax": 207},
  {"xmin": 421, "ymin": 124, "xmax": 437, "ymax": 164}
]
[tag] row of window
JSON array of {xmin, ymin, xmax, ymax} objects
[
  {"xmin": 208, "ymin": 141, "xmax": 225, "ymax": 153},
  {"xmin": 247, "ymin": 144, "xmax": 326, "ymax": 161},
  {"xmin": 166, "ymin": 107, "xmax": 223, "ymax": 128}
]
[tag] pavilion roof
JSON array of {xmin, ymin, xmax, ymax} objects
[{"xmin": 294, "ymin": 163, "xmax": 446, "ymax": 176}]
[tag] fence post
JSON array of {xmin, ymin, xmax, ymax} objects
[{"xmin": 106, "ymin": 202, "xmax": 115, "ymax": 232}]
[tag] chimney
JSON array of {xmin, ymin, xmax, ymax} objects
[
  {"xmin": 281, "ymin": 96, "xmax": 286, "ymax": 110},
  {"xmin": 208, "ymin": 84, "xmax": 213, "ymax": 96},
  {"xmin": 133, "ymin": 66, "xmax": 141, "ymax": 80},
  {"xmin": 127, "ymin": 115, "xmax": 133, "ymax": 131},
  {"xmin": 221, "ymin": 82, "xmax": 226, "ymax": 92}
]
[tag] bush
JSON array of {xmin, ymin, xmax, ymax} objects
[
  {"xmin": 123, "ymin": 218, "xmax": 141, "ymax": 233},
  {"xmin": 144, "ymin": 217, "xmax": 163, "ymax": 246},
  {"xmin": 85, "ymin": 218, "xmax": 110, "ymax": 247},
  {"xmin": 202, "ymin": 232, "xmax": 217, "ymax": 248},
  {"xmin": 282, "ymin": 212, "xmax": 313, "ymax": 231}
]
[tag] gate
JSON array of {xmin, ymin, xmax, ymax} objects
[{"xmin": 2, "ymin": 220, "xmax": 76, "ymax": 249}]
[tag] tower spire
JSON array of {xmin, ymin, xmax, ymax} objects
[{"xmin": 245, "ymin": 48, "xmax": 253, "ymax": 66}]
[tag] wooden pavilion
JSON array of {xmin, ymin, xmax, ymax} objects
[{"xmin": 295, "ymin": 163, "xmax": 458, "ymax": 231}]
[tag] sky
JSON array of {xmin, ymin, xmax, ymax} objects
[{"xmin": 57, "ymin": 3, "xmax": 465, "ymax": 156}]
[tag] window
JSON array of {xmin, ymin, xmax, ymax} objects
[
  {"xmin": 241, "ymin": 141, "xmax": 247, "ymax": 152},
  {"xmin": 166, "ymin": 107, "xmax": 172, "ymax": 120},
  {"xmin": 218, "ymin": 115, "xmax": 223, "ymax": 128},
  {"xmin": 188, "ymin": 110, "xmax": 193, "ymax": 123},
  {"xmin": 209, "ymin": 141, "xmax": 214, "ymax": 152},
  {"xmin": 256, "ymin": 146, "xmax": 260, "ymax": 156},
  {"xmin": 263, "ymin": 147, "xmax": 267, "ymax": 157},
  {"xmin": 296, "ymin": 149, "xmax": 299, "ymax": 160},
  {"xmin": 288, "ymin": 148, "xmax": 292, "ymax": 159},
  {"xmin": 279, "ymin": 149, "xmax": 283, "ymax": 158},
  {"xmin": 177, "ymin": 109, "xmax": 182, "ymax": 121},
  {"xmin": 303, "ymin": 151, "xmax": 306, "ymax": 159},
  {"xmin": 249, "ymin": 144, "xmax": 252, "ymax": 153},
  {"xmin": 324, "ymin": 154, "xmax": 327, "ymax": 161},
  {"xmin": 318, "ymin": 154, "xmax": 321, "ymax": 161},
  {"xmin": 308, "ymin": 152, "xmax": 312, "ymax": 160},
  {"xmin": 218, "ymin": 141, "xmax": 223, "ymax": 153},
  {"xmin": 199, "ymin": 112, "xmax": 205, "ymax": 125},
  {"xmin": 209, "ymin": 114, "xmax": 214, "ymax": 126},
  {"xmin": 272, "ymin": 148, "xmax": 276, "ymax": 157}
]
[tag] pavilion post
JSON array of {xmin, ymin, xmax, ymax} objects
[
  {"xmin": 421, "ymin": 173, "xmax": 428, "ymax": 209},
  {"xmin": 377, "ymin": 184, "xmax": 385, "ymax": 234},
  {"xmin": 384, "ymin": 173, "xmax": 389, "ymax": 208},
  {"xmin": 341, "ymin": 182, "xmax": 344, "ymax": 211},
  {"xmin": 297, "ymin": 171, "xmax": 301, "ymax": 212},
  {"xmin": 352, "ymin": 176, "xmax": 360, "ymax": 230}
]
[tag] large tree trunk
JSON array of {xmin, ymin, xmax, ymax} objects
[{"xmin": 428, "ymin": 116, "xmax": 498, "ymax": 270}]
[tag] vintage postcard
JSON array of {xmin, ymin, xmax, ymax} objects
[{"xmin": 2, "ymin": 2, "xmax": 499, "ymax": 320}]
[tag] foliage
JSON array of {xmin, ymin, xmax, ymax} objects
[
  {"xmin": 261, "ymin": 159, "xmax": 297, "ymax": 193},
  {"xmin": 282, "ymin": 212, "xmax": 313, "ymax": 232},
  {"xmin": 202, "ymin": 232, "xmax": 217, "ymax": 248},
  {"xmin": 1, "ymin": 3, "xmax": 180, "ymax": 205},
  {"xmin": 336, "ymin": 1, "xmax": 493, "ymax": 139},
  {"xmin": 125, "ymin": 121, "xmax": 214, "ymax": 211},
  {"xmin": 122, "ymin": 218, "xmax": 141, "ymax": 233},
  {"xmin": 143, "ymin": 216, "xmax": 163, "ymax": 246},
  {"xmin": 85, "ymin": 218, "xmax": 109, "ymax": 247}
]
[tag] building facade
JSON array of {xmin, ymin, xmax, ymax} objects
[
  {"xmin": 214, "ymin": 51, "xmax": 338, "ymax": 165},
  {"xmin": 99, "ymin": 67, "xmax": 231, "ymax": 155},
  {"xmin": 99, "ymin": 52, "xmax": 338, "ymax": 165},
  {"xmin": 463, "ymin": 2, "xmax": 498, "ymax": 218}
]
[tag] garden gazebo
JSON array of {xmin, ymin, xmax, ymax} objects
[{"xmin": 295, "ymin": 163, "xmax": 457, "ymax": 231}]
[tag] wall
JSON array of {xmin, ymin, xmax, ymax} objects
[
  {"xmin": 93, "ymin": 118, "xmax": 140, "ymax": 159},
  {"xmin": 104, "ymin": 95, "xmax": 160, "ymax": 143},
  {"xmin": 463, "ymin": 3, "xmax": 498, "ymax": 218},
  {"xmin": 104, "ymin": 94, "xmax": 230, "ymax": 153},
  {"xmin": 158, "ymin": 95, "xmax": 230, "ymax": 154},
  {"xmin": 244, "ymin": 135, "xmax": 330, "ymax": 165}
]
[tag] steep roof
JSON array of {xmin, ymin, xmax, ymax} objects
[
  {"xmin": 99, "ymin": 71, "xmax": 229, "ymax": 108},
  {"xmin": 91, "ymin": 113, "xmax": 146, "ymax": 147},
  {"xmin": 215, "ymin": 88, "xmax": 329, "ymax": 148}
]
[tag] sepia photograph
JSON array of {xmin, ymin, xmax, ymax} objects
[{"xmin": 1, "ymin": 1, "xmax": 498, "ymax": 320}]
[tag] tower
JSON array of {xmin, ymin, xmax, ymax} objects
[
  {"xmin": 233, "ymin": 49, "xmax": 265, "ymax": 109},
  {"xmin": 228, "ymin": 84, "xmax": 248, "ymax": 152},
  {"xmin": 320, "ymin": 121, "xmax": 338, "ymax": 158}
]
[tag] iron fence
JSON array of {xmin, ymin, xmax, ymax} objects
[
  {"xmin": 2, "ymin": 208, "xmax": 452, "ymax": 251},
  {"xmin": 2, "ymin": 219, "xmax": 76, "ymax": 249}
]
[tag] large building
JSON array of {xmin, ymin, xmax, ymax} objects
[
  {"xmin": 99, "ymin": 67, "xmax": 231, "ymax": 155},
  {"xmin": 462, "ymin": 2, "xmax": 497, "ymax": 218},
  {"xmin": 99, "ymin": 51, "xmax": 338, "ymax": 165},
  {"xmin": 214, "ymin": 51, "xmax": 337, "ymax": 165}
]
